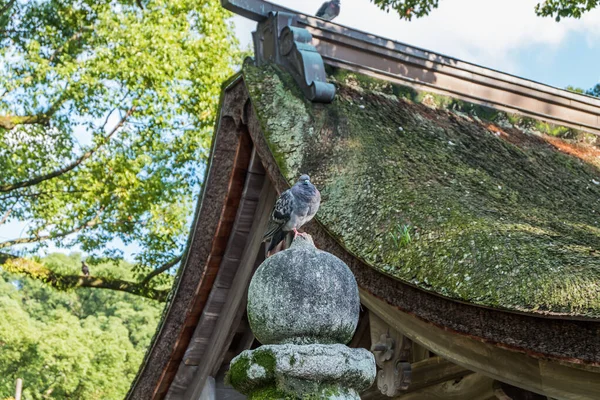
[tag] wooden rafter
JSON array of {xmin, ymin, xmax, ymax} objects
[
  {"xmin": 360, "ymin": 289, "xmax": 600, "ymax": 399},
  {"xmin": 183, "ymin": 179, "xmax": 277, "ymax": 400}
]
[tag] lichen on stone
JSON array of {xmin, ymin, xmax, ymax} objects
[
  {"xmin": 248, "ymin": 364, "xmax": 267, "ymax": 379},
  {"xmin": 247, "ymin": 235, "xmax": 360, "ymax": 345},
  {"xmin": 243, "ymin": 64, "xmax": 600, "ymax": 318},
  {"xmin": 247, "ymin": 385, "xmax": 356, "ymax": 400}
]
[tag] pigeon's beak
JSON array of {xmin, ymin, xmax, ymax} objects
[{"xmin": 304, "ymin": 180, "xmax": 310, "ymax": 185}]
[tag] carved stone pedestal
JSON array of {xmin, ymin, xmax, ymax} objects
[{"xmin": 227, "ymin": 235, "xmax": 376, "ymax": 399}]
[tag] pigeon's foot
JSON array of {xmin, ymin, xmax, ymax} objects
[{"xmin": 292, "ymin": 228, "xmax": 299, "ymax": 238}]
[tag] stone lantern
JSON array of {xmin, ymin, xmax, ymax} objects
[{"xmin": 227, "ymin": 235, "xmax": 376, "ymax": 399}]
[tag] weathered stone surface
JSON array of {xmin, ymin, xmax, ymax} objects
[
  {"xmin": 230, "ymin": 234, "xmax": 374, "ymax": 398},
  {"xmin": 247, "ymin": 235, "xmax": 360, "ymax": 345},
  {"xmin": 227, "ymin": 344, "xmax": 375, "ymax": 399}
]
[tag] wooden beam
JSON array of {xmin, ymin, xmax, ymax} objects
[
  {"xmin": 223, "ymin": 0, "xmax": 600, "ymax": 135},
  {"xmin": 369, "ymin": 312, "xmax": 432, "ymax": 365},
  {"xmin": 411, "ymin": 341, "xmax": 431, "ymax": 364},
  {"xmin": 396, "ymin": 373, "xmax": 496, "ymax": 400},
  {"xmin": 234, "ymin": 319, "xmax": 257, "ymax": 354},
  {"xmin": 197, "ymin": 377, "xmax": 215, "ymax": 400},
  {"xmin": 362, "ymin": 356, "xmax": 473, "ymax": 399},
  {"xmin": 494, "ymin": 381, "xmax": 548, "ymax": 400},
  {"xmin": 407, "ymin": 357, "xmax": 474, "ymax": 393},
  {"xmin": 209, "ymin": 296, "xmax": 249, "ymax": 377},
  {"xmin": 183, "ymin": 181, "xmax": 276, "ymax": 400},
  {"xmin": 221, "ymin": 316, "xmax": 257, "ymax": 369},
  {"xmin": 360, "ymin": 289, "xmax": 600, "ymax": 400}
]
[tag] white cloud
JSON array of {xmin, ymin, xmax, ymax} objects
[{"xmin": 232, "ymin": 0, "xmax": 600, "ymax": 76}]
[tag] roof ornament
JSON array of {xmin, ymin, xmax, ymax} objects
[
  {"xmin": 371, "ymin": 329, "xmax": 413, "ymax": 396},
  {"xmin": 222, "ymin": 0, "xmax": 336, "ymax": 103},
  {"xmin": 227, "ymin": 234, "xmax": 376, "ymax": 398}
]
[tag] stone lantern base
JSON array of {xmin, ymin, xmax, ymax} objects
[
  {"xmin": 227, "ymin": 344, "xmax": 375, "ymax": 399},
  {"xmin": 227, "ymin": 235, "xmax": 376, "ymax": 398}
]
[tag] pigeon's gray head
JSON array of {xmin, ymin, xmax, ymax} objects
[
  {"xmin": 298, "ymin": 174, "xmax": 311, "ymax": 186},
  {"xmin": 333, "ymin": 0, "xmax": 340, "ymax": 3}
]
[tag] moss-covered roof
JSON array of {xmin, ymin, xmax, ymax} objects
[{"xmin": 244, "ymin": 64, "xmax": 600, "ymax": 318}]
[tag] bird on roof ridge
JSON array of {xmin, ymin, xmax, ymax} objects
[
  {"xmin": 316, "ymin": 0, "xmax": 341, "ymax": 21},
  {"xmin": 262, "ymin": 174, "xmax": 321, "ymax": 256}
]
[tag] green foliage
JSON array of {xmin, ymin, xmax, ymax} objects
[
  {"xmin": 566, "ymin": 85, "xmax": 586, "ymax": 94},
  {"xmin": 0, "ymin": 253, "xmax": 163, "ymax": 399},
  {"xmin": 535, "ymin": 0, "xmax": 599, "ymax": 21},
  {"xmin": 371, "ymin": 0, "xmax": 439, "ymax": 20},
  {"xmin": 566, "ymin": 84, "xmax": 600, "ymax": 98},
  {"xmin": 1, "ymin": 253, "xmax": 172, "ymax": 301},
  {"xmin": 586, "ymin": 84, "xmax": 600, "ymax": 97},
  {"xmin": 370, "ymin": 0, "xmax": 599, "ymax": 20},
  {"xmin": 389, "ymin": 224, "xmax": 412, "ymax": 249},
  {"xmin": 0, "ymin": 0, "xmax": 241, "ymax": 273}
]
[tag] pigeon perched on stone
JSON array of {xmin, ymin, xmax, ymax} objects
[
  {"xmin": 316, "ymin": 0, "xmax": 341, "ymax": 21},
  {"xmin": 81, "ymin": 261, "xmax": 90, "ymax": 276},
  {"xmin": 263, "ymin": 174, "xmax": 321, "ymax": 253}
]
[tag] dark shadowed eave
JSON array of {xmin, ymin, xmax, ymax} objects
[{"xmin": 244, "ymin": 64, "xmax": 600, "ymax": 319}]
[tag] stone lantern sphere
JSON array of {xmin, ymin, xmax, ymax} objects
[{"xmin": 247, "ymin": 235, "xmax": 360, "ymax": 345}]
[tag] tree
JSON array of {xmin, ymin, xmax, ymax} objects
[
  {"xmin": 586, "ymin": 83, "xmax": 600, "ymax": 97},
  {"xmin": 1, "ymin": 254, "xmax": 170, "ymax": 301},
  {"xmin": 371, "ymin": 0, "xmax": 599, "ymax": 21},
  {"xmin": 535, "ymin": 0, "xmax": 599, "ymax": 21},
  {"xmin": 566, "ymin": 84, "xmax": 600, "ymax": 98},
  {"xmin": 0, "ymin": 0, "xmax": 241, "ymax": 293},
  {"xmin": 0, "ymin": 253, "xmax": 164, "ymax": 399}
]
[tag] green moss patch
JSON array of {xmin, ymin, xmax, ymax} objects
[
  {"xmin": 248, "ymin": 386, "xmax": 293, "ymax": 399},
  {"xmin": 247, "ymin": 383, "xmax": 352, "ymax": 399},
  {"xmin": 244, "ymin": 64, "xmax": 600, "ymax": 318},
  {"xmin": 227, "ymin": 349, "xmax": 277, "ymax": 394},
  {"xmin": 247, "ymin": 385, "xmax": 350, "ymax": 399}
]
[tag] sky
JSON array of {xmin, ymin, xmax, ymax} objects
[
  {"xmin": 233, "ymin": 0, "xmax": 600, "ymax": 91},
  {"xmin": 3, "ymin": 0, "xmax": 600, "ymax": 261}
]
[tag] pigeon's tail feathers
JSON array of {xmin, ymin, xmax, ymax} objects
[
  {"xmin": 263, "ymin": 220, "xmax": 283, "ymax": 242},
  {"xmin": 267, "ymin": 228, "xmax": 287, "ymax": 252},
  {"xmin": 263, "ymin": 219, "xmax": 286, "ymax": 253}
]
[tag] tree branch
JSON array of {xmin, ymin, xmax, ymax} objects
[
  {"xmin": 0, "ymin": 0, "xmax": 16, "ymax": 16},
  {"xmin": 0, "ymin": 217, "xmax": 100, "ymax": 249},
  {"xmin": 1, "ymin": 257, "xmax": 169, "ymax": 302},
  {"xmin": 0, "ymin": 207, "xmax": 13, "ymax": 226},
  {"xmin": 0, "ymin": 90, "xmax": 68, "ymax": 130},
  {"xmin": 0, "ymin": 114, "xmax": 51, "ymax": 130},
  {"xmin": 140, "ymin": 254, "xmax": 182, "ymax": 285},
  {"xmin": 0, "ymin": 189, "xmax": 86, "ymax": 201},
  {"xmin": 0, "ymin": 106, "xmax": 135, "ymax": 193}
]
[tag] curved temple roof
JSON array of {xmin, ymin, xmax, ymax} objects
[
  {"xmin": 128, "ymin": 65, "xmax": 600, "ymax": 400},
  {"xmin": 244, "ymin": 64, "xmax": 600, "ymax": 319}
]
